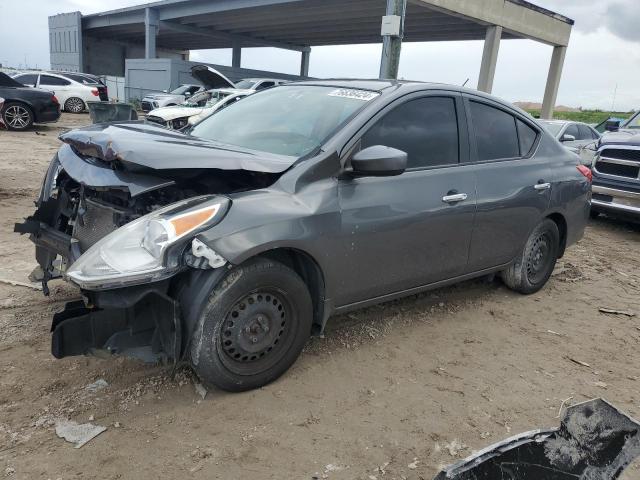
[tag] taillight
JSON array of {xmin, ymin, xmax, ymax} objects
[
  {"xmin": 51, "ymin": 95, "xmax": 59, "ymax": 105},
  {"xmin": 91, "ymin": 89, "xmax": 99, "ymax": 96},
  {"xmin": 577, "ymin": 165, "xmax": 592, "ymax": 183}
]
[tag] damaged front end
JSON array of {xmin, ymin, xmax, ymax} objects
[
  {"xmin": 14, "ymin": 122, "xmax": 290, "ymax": 363},
  {"xmin": 435, "ymin": 398, "xmax": 640, "ymax": 480}
]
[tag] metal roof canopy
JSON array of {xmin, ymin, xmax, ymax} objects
[
  {"xmin": 79, "ymin": 0, "xmax": 574, "ymax": 117},
  {"xmin": 83, "ymin": 0, "xmax": 573, "ymax": 50}
]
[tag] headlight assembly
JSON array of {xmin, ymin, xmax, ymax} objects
[{"xmin": 66, "ymin": 196, "xmax": 229, "ymax": 290}]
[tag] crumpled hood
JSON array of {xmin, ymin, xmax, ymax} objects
[
  {"xmin": 58, "ymin": 122, "xmax": 294, "ymax": 173},
  {"xmin": 600, "ymin": 129, "xmax": 640, "ymax": 147},
  {"xmin": 148, "ymin": 105, "xmax": 205, "ymax": 121}
]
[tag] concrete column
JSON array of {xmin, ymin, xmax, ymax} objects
[
  {"xmin": 379, "ymin": 0, "xmax": 407, "ymax": 79},
  {"xmin": 477, "ymin": 25, "xmax": 502, "ymax": 93},
  {"xmin": 541, "ymin": 46, "xmax": 567, "ymax": 119},
  {"xmin": 300, "ymin": 48, "xmax": 311, "ymax": 77},
  {"xmin": 145, "ymin": 8, "xmax": 159, "ymax": 59},
  {"xmin": 232, "ymin": 42, "xmax": 242, "ymax": 68}
]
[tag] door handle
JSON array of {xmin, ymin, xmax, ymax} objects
[
  {"xmin": 442, "ymin": 193, "xmax": 468, "ymax": 203},
  {"xmin": 534, "ymin": 182, "xmax": 551, "ymax": 191}
]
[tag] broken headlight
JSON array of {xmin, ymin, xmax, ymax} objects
[
  {"xmin": 66, "ymin": 196, "xmax": 229, "ymax": 290},
  {"xmin": 170, "ymin": 117, "xmax": 189, "ymax": 130}
]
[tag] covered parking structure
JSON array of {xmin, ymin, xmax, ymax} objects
[{"xmin": 50, "ymin": 0, "xmax": 573, "ymax": 118}]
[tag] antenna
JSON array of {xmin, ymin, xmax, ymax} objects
[{"xmin": 462, "ymin": 78, "xmax": 469, "ymax": 87}]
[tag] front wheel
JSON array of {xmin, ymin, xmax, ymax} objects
[
  {"xmin": 190, "ymin": 258, "xmax": 313, "ymax": 392},
  {"xmin": 501, "ymin": 219, "xmax": 560, "ymax": 294}
]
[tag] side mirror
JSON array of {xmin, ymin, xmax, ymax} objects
[
  {"xmin": 561, "ymin": 134, "xmax": 576, "ymax": 142},
  {"xmin": 605, "ymin": 120, "xmax": 620, "ymax": 132},
  {"xmin": 184, "ymin": 92, "xmax": 192, "ymax": 98},
  {"xmin": 351, "ymin": 145, "xmax": 407, "ymax": 176}
]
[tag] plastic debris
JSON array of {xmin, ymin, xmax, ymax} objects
[{"xmin": 55, "ymin": 419, "xmax": 107, "ymax": 448}]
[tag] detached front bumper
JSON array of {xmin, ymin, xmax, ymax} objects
[{"xmin": 592, "ymin": 184, "xmax": 640, "ymax": 217}]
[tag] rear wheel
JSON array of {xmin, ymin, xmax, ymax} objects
[
  {"xmin": 190, "ymin": 258, "xmax": 313, "ymax": 392},
  {"xmin": 501, "ymin": 219, "xmax": 560, "ymax": 294},
  {"xmin": 64, "ymin": 97, "xmax": 85, "ymax": 113},
  {"xmin": 3, "ymin": 102, "xmax": 33, "ymax": 130}
]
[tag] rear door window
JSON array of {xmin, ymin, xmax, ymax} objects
[
  {"xmin": 469, "ymin": 101, "xmax": 519, "ymax": 160},
  {"xmin": 40, "ymin": 75, "xmax": 71, "ymax": 86},
  {"xmin": 577, "ymin": 124, "xmax": 594, "ymax": 140},
  {"xmin": 361, "ymin": 96, "xmax": 459, "ymax": 169}
]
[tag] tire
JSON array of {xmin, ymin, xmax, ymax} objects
[
  {"xmin": 2, "ymin": 102, "xmax": 34, "ymax": 130},
  {"xmin": 190, "ymin": 258, "xmax": 313, "ymax": 392},
  {"xmin": 64, "ymin": 97, "xmax": 85, "ymax": 113},
  {"xmin": 501, "ymin": 219, "xmax": 560, "ymax": 294}
]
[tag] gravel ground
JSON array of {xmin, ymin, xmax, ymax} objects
[{"xmin": 1, "ymin": 114, "xmax": 639, "ymax": 479}]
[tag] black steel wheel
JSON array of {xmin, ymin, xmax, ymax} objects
[
  {"xmin": 3, "ymin": 102, "xmax": 33, "ymax": 130},
  {"xmin": 501, "ymin": 218, "xmax": 560, "ymax": 294},
  {"xmin": 190, "ymin": 258, "xmax": 313, "ymax": 392},
  {"xmin": 64, "ymin": 97, "xmax": 85, "ymax": 113}
]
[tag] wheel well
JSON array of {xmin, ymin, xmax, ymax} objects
[
  {"xmin": 547, "ymin": 213, "xmax": 567, "ymax": 258},
  {"xmin": 257, "ymin": 248, "xmax": 326, "ymax": 335},
  {"xmin": 3, "ymin": 100, "xmax": 33, "ymax": 113}
]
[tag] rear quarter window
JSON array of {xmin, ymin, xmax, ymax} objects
[{"xmin": 517, "ymin": 120, "xmax": 538, "ymax": 156}]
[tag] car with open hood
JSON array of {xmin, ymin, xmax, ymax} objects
[
  {"xmin": 0, "ymin": 72, "xmax": 60, "ymax": 130},
  {"xmin": 145, "ymin": 88, "xmax": 252, "ymax": 130},
  {"xmin": 15, "ymin": 80, "xmax": 590, "ymax": 392},
  {"xmin": 140, "ymin": 65, "xmax": 235, "ymax": 113}
]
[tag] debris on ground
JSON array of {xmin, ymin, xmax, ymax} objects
[
  {"xmin": 195, "ymin": 383, "xmax": 207, "ymax": 400},
  {"xmin": 85, "ymin": 378, "xmax": 108, "ymax": 393},
  {"xmin": 599, "ymin": 307, "xmax": 636, "ymax": 317},
  {"xmin": 443, "ymin": 439, "xmax": 467, "ymax": 457},
  {"xmin": 407, "ymin": 458, "xmax": 419, "ymax": 469},
  {"xmin": 565, "ymin": 356, "xmax": 591, "ymax": 368},
  {"xmin": 55, "ymin": 419, "xmax": 107, "ymax": 448},
  {"xmin": 435, "ymin": 399, "xmax": 640, "ymax": 480},
  {"xmin": 0, "ymin": 278, "xmax": 42, "ymax": 290}
]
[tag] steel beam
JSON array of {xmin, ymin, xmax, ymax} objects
[
  {"xmin": 232, "ymin": 41, "xmax": 242, "ymax": 68},
  {"xmin": 300, "ymin": 48, "xmax": 310, "ymax": 77},
  {"xmin": 541, "ymin": 45, "xmax": 567, "ymax": 119},
  {"xmin": 158, "ymin": 20, "xmax": 307, "ymax": 52},
  {"xmin": 477, "ymin": 25, "xmax": 502, "ymax": 93},
  {"xmin": 144, "ymin": 7, "xmax": 158, "ymax": 59},
  {"xmin": 379, "ymin": 0, "xmax": 408, "ymax": 79}
]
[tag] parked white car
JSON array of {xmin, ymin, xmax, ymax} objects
[
  {"xmin": 12, "ymin": 71, "xmax": 108, "ymax": 113},
  {"xmin": 146, "ymin": 89, "xmax": 253, "ymax": 130}
]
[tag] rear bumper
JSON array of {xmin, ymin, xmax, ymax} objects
[
  {"xmin": 592, "ymin": 184, "xmax": 640, "ymax": 216},
  {"xmin": 35, "ymin": 106, "xmax": 61, "ymax": 124}
]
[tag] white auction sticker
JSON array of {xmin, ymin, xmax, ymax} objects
[{"xmin": 328, "ymin": 89, "xmax": 379, "ymax": 101}]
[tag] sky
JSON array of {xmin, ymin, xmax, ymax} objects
[{"xmin": 0, "ymin": 0, "xmax": 639, "ymax": 111}]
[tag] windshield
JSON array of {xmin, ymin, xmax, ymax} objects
[
  {"xmin": 234, "ymin": 80, "xmax": 257, "ymax": 89},
  {"xmin": 190, "ymin": 85, "xmax": 379, "ymax": 157},
  {"xmin": 170, "ymin": 85, "xmax": 195, "ymax": 95},
  {"xmin": 540, "ymin": 121, "xmax": 564, "ymax": 136},
  {"xmin": 623, "ymin": 111, "xmax": 640, "ymax": 129}
]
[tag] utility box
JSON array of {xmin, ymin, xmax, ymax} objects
[{"xmin": 381, "ymin": 15, "xmax": 402, "ymax": 36}]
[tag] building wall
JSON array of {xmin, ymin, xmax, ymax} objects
[
  {"xmin": 49, "ymin": 12, "xmax": 83, "ymax": 72},
  {"xmin": 83, "ymin": 37, "xmax": 188, "ymax": 76},
  {"xmin": 124, "ymin": 58, "xmax": 304, "ymax": 101}
]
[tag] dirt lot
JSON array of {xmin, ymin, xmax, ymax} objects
[{"xmin": 1, "ymin": 114, "xmax": 640, "ymax": 479}]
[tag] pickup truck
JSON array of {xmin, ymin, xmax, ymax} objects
[{"xmin": 591, "ymin": 110, "xmax": 640, "ymax": 219}]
